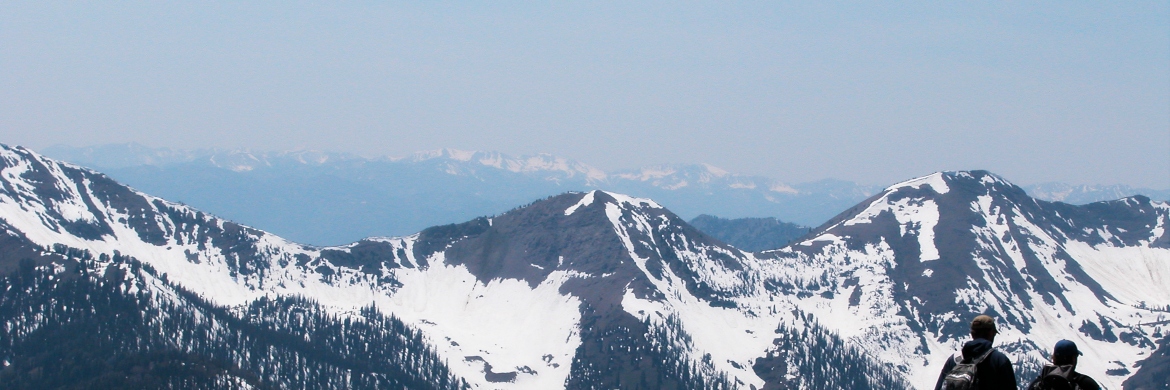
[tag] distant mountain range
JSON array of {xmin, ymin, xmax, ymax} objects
[
  {"xmin": 34, "ymin": 144, "xmax": 877, "ymax": 246},
  {"xmin": 1, "ymin": 144, "xmax": 1166, "ymax": 389},
  {"xmin": 40, "ymin": 144, "xmax": 1169, "ymax": 248},
  {"xmin": 1024, "ymin": 182, "xmax": 1170, "ymax": 205}
]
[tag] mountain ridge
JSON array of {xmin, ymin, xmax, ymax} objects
[
  {"xmin": 1, "ymin": 144, "xmax": 1167, "ymax": 389},
  {"xmin": 41, "ymin": 143, "xmax": 1168, "ymax": 249}
]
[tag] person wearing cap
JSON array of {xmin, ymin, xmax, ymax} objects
[
  {"xmin": 1026, "ymin": 339, "xmax": 1100, "ymax": 390},
  {"xmin": 934, "ymin": 315, "xmax": 1017, "ymax": 389}
]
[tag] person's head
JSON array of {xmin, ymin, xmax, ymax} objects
[
  {"xmin": 970, "ymin": 315, "xmax": 998, "ymax": 341},
  {"xmin": 1052, "ymin": 339, "xmax": 1082, "ymax": 367}
]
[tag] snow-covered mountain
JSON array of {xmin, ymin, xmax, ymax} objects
[
  {"xmin": 763, "ymin": 171, "xmax": 1170, "ymax": 388},
  {"xmin": 40, "ymin": 144, "xmax": 881, "ymax": 245},
  {"xmin": 3, "ymin": 144, "xmax": 1168, "ymax": 389},
  {"xmin": 0, "ymin": 144, "xmax": 901, "ymax": 389}
]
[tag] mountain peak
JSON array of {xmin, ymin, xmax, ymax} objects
[
  {"xmin": 563, "ymin": 190, "xmax": 661, "ymax": 216},
  {"xmin": 883, "ymin": 170, "xmax": 1022, "ymax": 195},
  {"xmin": 434, "ymin": 189, "xmax": 707, "ymax": 287},
  {"xmin": 830, "ymin": 170, "xmax": 1032, "ymax": 231},
  {"xmin": 776, "ymin": 169, "xmax": 1170, "ymax": 387}
]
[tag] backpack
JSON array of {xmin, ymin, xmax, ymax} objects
[
  {"xmin": 942, "ymin": 348, "xmax": 995, "ymax": 390},
  {"xmin": 1031, "ymin": 364, "xmax": 1079, "ymax": 390}
]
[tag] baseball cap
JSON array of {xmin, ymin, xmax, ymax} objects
[
  {"xmin": 1054, "ymin": 339, "xmax": 1083, "ymax": 357},
  {"xmin": 970, "ymin": 315, "xmax": 997, "ymax": 333}
]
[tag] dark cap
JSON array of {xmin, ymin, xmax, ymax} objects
[
  {"xmin": 1054, "ymin": 339, "xmax": 1083, "ymax": 357},
  {"xmin": 970, "ymin": 315, "xmax": 997, "ymax": 333}
]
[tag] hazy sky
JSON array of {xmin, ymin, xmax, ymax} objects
[{"xmin": 2, "ymin": 2, "xmax": 1167, "ymax": 188}]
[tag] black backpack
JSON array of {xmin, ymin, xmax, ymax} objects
[
  {"xmin": 1030, "ymin": 364, "xmax": 1079, "ymax": 390},
  {"xmin": 942, "ymin": 348, "xmax": 995, "ymax": 390}
]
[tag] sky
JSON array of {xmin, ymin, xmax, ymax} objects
[{"xmin": 2, "ymin": 2, "xmax": 1167, "ymax": 188}]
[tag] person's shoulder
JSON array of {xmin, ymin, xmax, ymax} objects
[
  {"xmin": 1073, "ymin": 372, "xmax": 1100, "ymax": 390},
  {"xmin": 988, "ymin": 348, "xmax": 1013, "ymax": 365}
]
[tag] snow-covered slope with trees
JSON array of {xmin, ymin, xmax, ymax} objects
[{"xmin": 2, "ymin": 144, "xmax": 1167, "ymax": 389}]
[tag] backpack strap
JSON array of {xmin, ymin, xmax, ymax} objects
[
  {"xmin": 951, "ymin": 347, "xmax": 995, "ymax": 365},
  {"xmin": 970, "ymin": 348, "xmax": 995, "ymax": 364}
]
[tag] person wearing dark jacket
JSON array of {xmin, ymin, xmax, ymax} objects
[
  {"xmin": 934, "ymin": 315, "xmax": 1018, "ymax": 390},
  {"xmin": 1027, "ymin": 339, "xmax": 1100, "ymax": 390}
]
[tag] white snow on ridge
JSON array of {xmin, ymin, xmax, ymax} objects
[
  {"xmin": 564, "ymin": 191, "xmax": 596, "ymax": 216},
  {"xmin": 565, "ymin": 190, "xmax": 661, "ymax": 217},
  {"xmin": 887, "ymin": 172, "xmax": 950, "ymax": 195},
  {"xmin": 600, "ymin": 190, "xmax": 662, "ymax": 209},
  {"xmin": 840, "ymin": 192, "xmax": 941, "ymax": 261}
]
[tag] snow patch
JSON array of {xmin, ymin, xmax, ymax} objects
[
  {"xmin": 887, "ymin": 172, "xmax": 950, "ymax": 195},
  {"xmin": 1062, "ymin": 241, "xmax": 1170, "ymax": 305},
  {"xmin": 600, "ymin": 191, "xmax": 662, "ymax": 209},
  {"xmin": 564, "ymin": 191, "xmax": 596, "ymax": 216},
  {"xmin": 843, "ymin": 194, "xmax": 941, "ymax": 262},
  {"xmin": 386, "ymin": 262, "xmax": 583, "ymax": 390}
]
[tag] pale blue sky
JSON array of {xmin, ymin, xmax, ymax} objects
[{"xmin": 2, "ymin": 2, "xmax": 1167, "ymax": 188}]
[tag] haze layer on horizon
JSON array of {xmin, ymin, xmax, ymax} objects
[{"xmin": 2, "ymin": 2, "xmax": 1167, "ymax": 188}]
